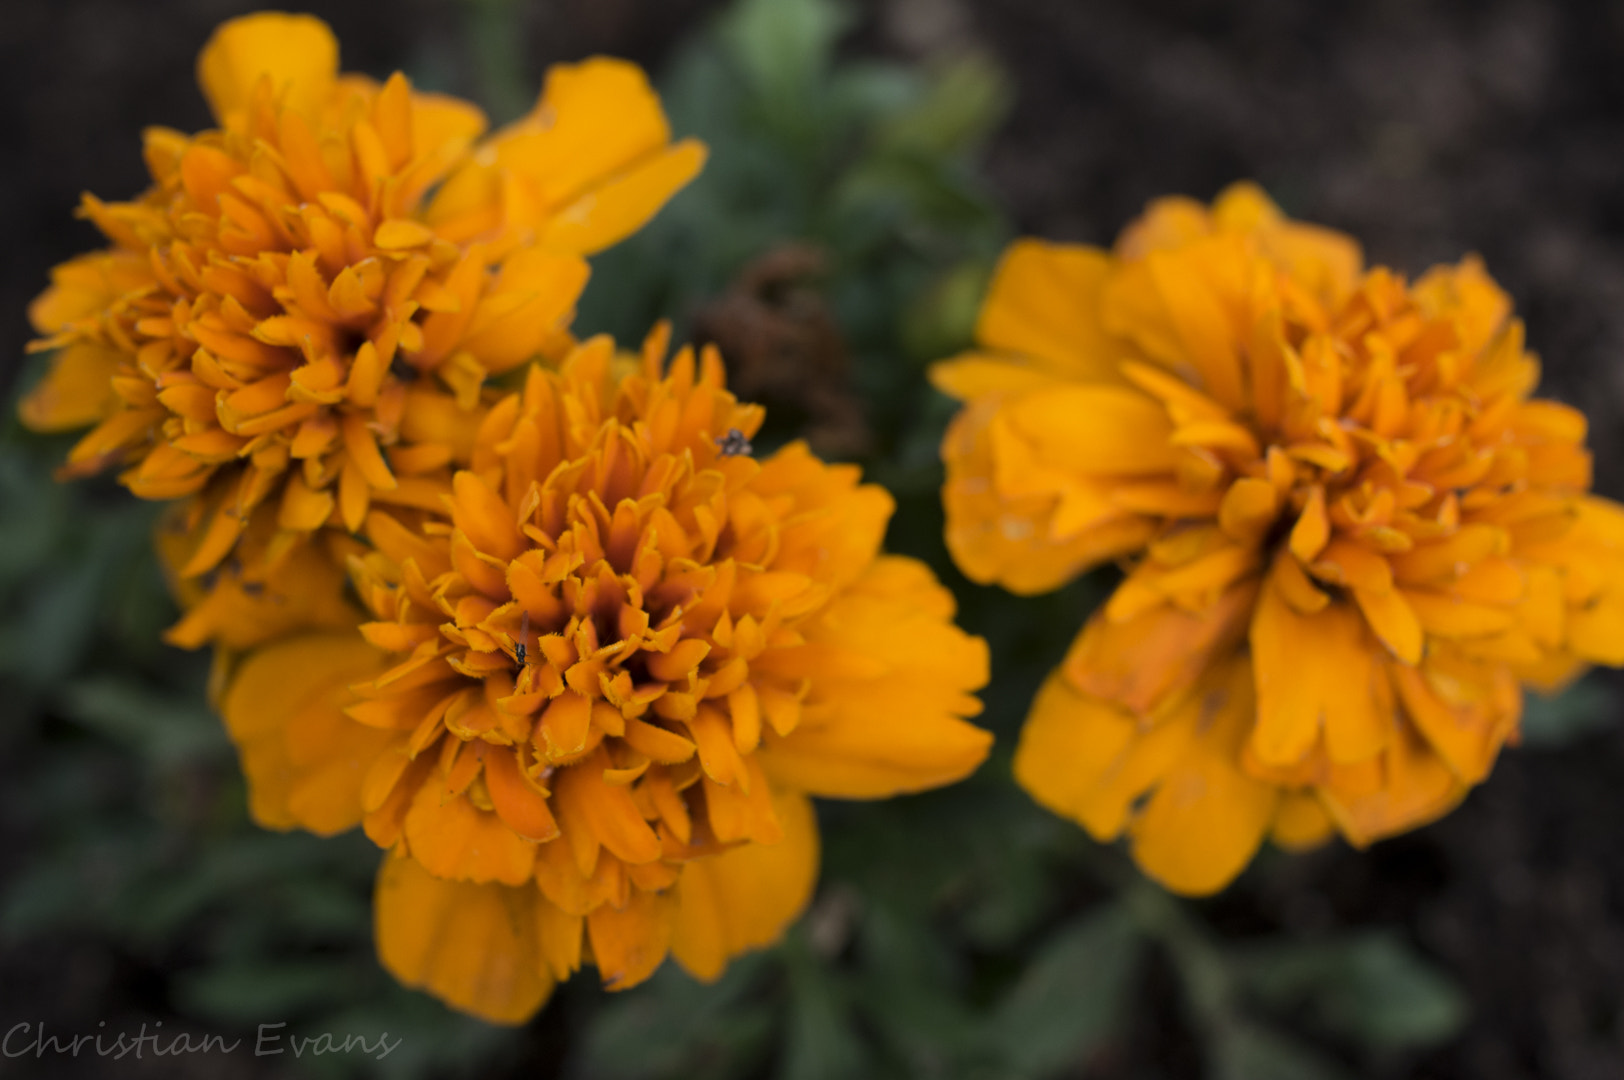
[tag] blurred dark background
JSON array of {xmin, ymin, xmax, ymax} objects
[{"xmin": 4, "ymin": 2, "xmax": 1624, "ymax": 1078}]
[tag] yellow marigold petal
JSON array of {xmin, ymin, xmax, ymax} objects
[
  {"xmin": 515, "ymin": 57, "xmax": 679, "ymax": 202},
  {"xmin": 486, "ymin": 748, "xmax": 561, "ymax": 842},
  {"xmin": 1569, "ymin": 595, "xmax": 1624, "ymax": 666},
  {"xmin": 221, "ymin": 633, "xmax": 393, "ymax": 835},
  {"xmin": 1353, "ymin": 585, "xmax": 1424, "ymax": 665},
  {"xmin": 375, "ymin": 854, "xmax": 553, "ymax": 1025},
  {"xmin": 535, "ymin": 899, "xmax": 584, "ymax": 982},
  {"xmin": 29, "ymin": 252, "xmax": 149, "ymax": 334},
  {"xmin": 1310, "ymin": 536, "xmax": 1393, "ymax": 593},
  {"xmin": 671, "ymin": 788, "xmax": 818, "ymax": 982},
  {"xmin": 429, "ymin": 57, "xmax": 700, "ymax": 249},
  {"xmin": 760, "ymin": 558, "xmax": 991, "ymax": 799},
  {"xmin": 1391, "ymin": 661, "xmax": 1517, "ymax": 785},
  {"xmin": 1013, "ymin": 672, "xmax": 1186, "ymax": 840},
  {"xmin": 458, "ymin": 250, "xmax": 591, "ymax": 372},
  {"xmin": 1251, "ymin": 562, "xmax": 1388, "ymax": 766},
  {"xmin": 1400, "ymin": 589, "xmax": 1517, "ymax": 639},
  {"xmin": 1317, "ymin": 721, "xmax": 1465, "ymax": 847},
  {"xmin": 928, "ymin": 355, "xmax": 1066, "ymax": 402},
  {"xmin": 940, "ymin": 397, "xmax": 1158, "ymax": 593},
  {"xmin": 403, "ymin": 782, "xmax": 537, "ymax": 886},
  {"xmin": 973, "ymin": 240, "xmax": 1123, "ymax": 383},
  {"xmin": 553, "ymin": 751, "xmax": 662, "ymax": 865},
  {"xmin": 196, "ymin": 12, "xmax": 338, "ymax": 127},
  {"xmin": 1001, "ymin": 385, "xmax": 1179, "ymax": 476},
  {"xmin": 1129, "ymin": 663, "xmax": 1279, "ymax": 895},
  {"xmin": 18, "ymin": 342, "xmax": 123, "ymax": 432},
  {"xmin": 1269, "ymin": 790, "xmax": 1336, "ymax": 852},
  {"xmin": 1062, "ymin": 576, "xmax": 1257, "ymax": 717},
  {"xmin": 1217, "ymin": 477, "xmax": 1279, "ymax": 546},
  {"xmin": 1108, "ymin": 238, "xmax": 1249, "ymax": 410},
  {"xmin": 1116, "ymin": 194, "xmax": 1210, "ymax": 258},
  {"xmin": 1289, "ymin": 485, "xmax": 1330, "ymax": 562},
  {"xmin": 1224, "ymin": 189, "xmax": 1361, "ymax": 308},
  {"xmin": 587, "ymin": 887, "xmax": 676, "ymax": 992},
  {"xmin": 541, "ymin": 141, "xmax": 708, "ymax": 257},
  {"xmin": 451, "ymin": 469, "xmax": 524, "ymax": 560}
]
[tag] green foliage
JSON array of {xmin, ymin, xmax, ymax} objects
[
  {"xmin": 1521, "ymin": 675, "xmax": 1619, "ymax": 747},
  {"xmin": 1236, "ymin": 931, "xmax": 1470, "ymax": 1053},
  {"xmin": 576, "ymin": 957, "xmax": 778, "ymax": 1079},
  {"xmin": 986, "ymin": 902, "xmax": 1142, "ymax": 1076}
]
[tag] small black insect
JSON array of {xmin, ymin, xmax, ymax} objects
[
  {"xmin": 513, "ymin": 611, "xmax": 530, "ymax": 668},
  {"xmin": 389, "ymin": 355, "xmax": 420, "ymax": 383},
  {"xmin": 717, "ymin": 428, "xmax": 753, "ymax": 457}
]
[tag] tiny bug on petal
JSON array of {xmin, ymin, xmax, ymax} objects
[
  {"xmin": 717, "ymin": 428, "xmax": 753, "ymax": 457},
  {"xmin": 512, "ymin": 610, "xmax": 530, "ymax": 668}
]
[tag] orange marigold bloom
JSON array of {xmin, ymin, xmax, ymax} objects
[
  {"xmin": 221, "ymin": 330, "xmax": 992, "ymax": 1022},
  {"xmin": 19, "ymin": 12, "xmax": 704, "ymax": 645},
  {"xmin": 933, "ymin": 183, "xmax": 1624, "ymax": 895}
]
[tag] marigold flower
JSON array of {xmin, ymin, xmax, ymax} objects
[
  {"xmin": 932, "ymin": 183, "xmax": 1624, "ymax": 895},
  {"xmin": 220, "ymin": 330, "xmax": 992, "ymax": 1022},
  {"xmin": 19, "ymin": 12, "xmax": 704, "ymax": 646}
]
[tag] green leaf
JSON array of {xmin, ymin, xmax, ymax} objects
[
  {"xmin": 58, "ymin": 675, "xmax": 228, "ymax": 765},
  {"xmin": 899, "ymin": 258, "xmax": 992, "ymax": 363},
  {"xmin": 0, "ymin": 556, "xmax": 106, "ymax": 687},
  {"xmin": 1238, "ymin": 930, "xmax": 1469, "ymax": 1052},
  {"xmin": 849, "ymin": 903, "xmax": 983, "ymax": 1073},
  {"xmin": 720, "ymin": 0, "xmax": 852, "ymax": 105},
  {"xmin": 576, "ymin": 957, "xmax": 776, "ymax": 1080},
  {"xmin": 781, "ymin": 929, "xmax": 871, "ymax": 1080},
  {"xmin": 1213, "ymin": 1021, "xmax": 1352, "ymax": 1080},
  {"xmin": 175, "ymin": 960, "xmax": 369, "ymax": 1023},
  {"xmin": 1521, "ymin": 677, "xmax": 1618, "ymax": 747},
  {"xmin": 322, "ymin": 989, "xmax": 514, "ymax": 1080},
  {"xmin": 875, "ymin": 53, "xmax": 1013, "ymax": 157},
  {"xmin": 985, "ymin": 902, "xmax": 1142, "ymax": 1076}
]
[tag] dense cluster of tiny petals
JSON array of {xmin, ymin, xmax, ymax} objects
[
  {"xmin": 19, "ymin": 12, "xmax": 703, "ymax": 648},
  {"xmin": 222, "ymin": 330, "xmax": 992, "ymax": 1021},
  {"xmin": 932, "ymin": 183, "xmax": 1624, "ymax": 895}
]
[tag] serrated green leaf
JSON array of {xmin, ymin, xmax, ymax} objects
[
  {"xmin": 1238, "ymin": 930, "xmax": 1468, "ymax": 1052},
  {"xmin": 985, "ymin": 902, "xmax": 1142, "ymax": 1076}
]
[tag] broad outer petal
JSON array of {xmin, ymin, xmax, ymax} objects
[
  {"xmin": 18, "ymin": 342, "xmax": 123, "ymax": 432},
  {"xmin": 940, "ymin": 398, "xmax": 1157, "ymax": 595},
  {"xmin": 760, "ymin": 557, "xmax": 991, "ymax": 798},
  {"xmin": 1127, "ymin": 662, "xmax": 1280, "ymax": 895},
  {"xmin": 374, "ymin": 854, "xmax": 553, "ymax": 1024},
  {"xmin": 970, "ymin": 239, "xmax": 1124, "ymax": 384},
  {"xmin": 671, "ymin": 788, "xmax": 819, "ymax": 981},
  {"xmin": 196, "ymin": 12, "xmax": 338, "ymax": 126},
  {"xmin": 221, "ymin": 633, "xmax": 394, "ymax": 835}
]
